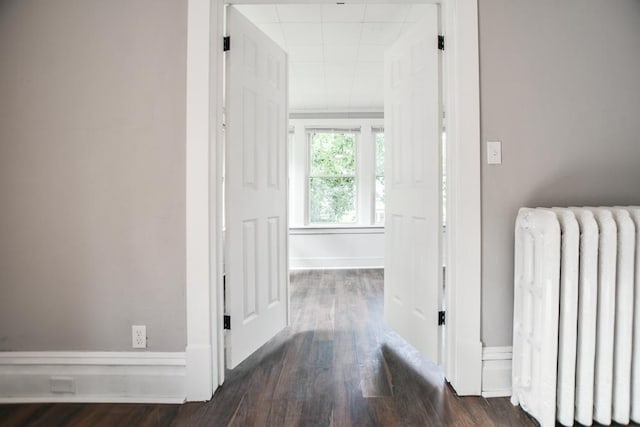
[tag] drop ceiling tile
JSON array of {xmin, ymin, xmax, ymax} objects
[
  {"xmin": 324, "ymin": 63, "xmax": 355, "ymax": 92},
  {"xmin": 325, "ymin": 84, "xmax": 355, "ymax": 98},
  {"xmin": 357, "ymin": 44, "xmax": 385, "ymax": 62},
  {"xmin": 290, "ymin": 62, "xmax": 325, "ymax": 81},
  {"xmin": 287, "ymin": 44, "xmax": 324, "ymax": 62},
  {"xmin": 290, "ymin": 84, "xmax": 325, "ymax": 102},
  {"xmin": 327, "ymin": 86, "xmax": 354, "ymax": 100},
  {"xmin": 321, "ymin": 4, "xmax": 366, "ymax": 22},
  {"xmin": 326, "ymin": 87, "xmax": 353, "ymax": 99},
  {"xmin": 233, "ymin": 5, "xmax": 279, "ymax": 23},
  {"xmin": 282, "ymin": 23, "xmax": 323, "ymax": 45},
  {"xmin": 291, "ymin": 91, "xmax": 327, "ymax": 111},
  {"xmin": 298, "ymin": 85, "xmax": 327, "ymax": 98},
  {"xmin": 326, "ymin": 88, "xmax": 351, "ymax": 101},
  {"xmin": 369, "ymin": 93, "xmax": 384, "ymax": 109},
  {"xmin": 361, "ymin": 23, "xmax": 403, "ymax": 45},
  {"xmin": 351, "ymin": 78, "xmax": 381, "ymax": 95},
  {"xmin": 323, "ymin": 44, "xmax": 359, "ymax": 63},
  {"xmin": 348, "ymin": 85, "xmax": 370, "ymax": 101},
  {"xmin": 354, "ymin": 62, "xmax": 384, "ymax": 82},
  {"xmin": 276, "ymin": 4, "xmax": 322, "ymax": 23},
  {"xmin": 405, "ymin": 4, "xmax": 436, "ymax": 23},
  {"xmin": 326, "ymin": 95, "xmax": 353, "ymax": 110},
  {"xmin": 348, "ymin": 94, "xmax": 378, "ymax": 111},
  {"xmin": 324, "ymin": 62, "xmax": 355, "ymax": 74},
  {"xmin": 363, "ymin": 4, "xmax": 410, "ymax": 23},
  {"xmin": 351, "ymin": 77, "xmax": 383, "ymax": 99},
  {"xmin": 322, "ymin": 23, "xmax": 362, "ymax": 45}
]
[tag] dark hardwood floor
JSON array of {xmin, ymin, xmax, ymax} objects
[{"xmin": 0, "ymin": 269, "xmax": 536, "ymax": 426}]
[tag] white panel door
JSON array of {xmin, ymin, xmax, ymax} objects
[
  {"xmin": 383, "ymin": 6, "xmax": 442, "ymax": 363},
  {"xmin": 225, "ymin": 6, "xmax": 288, "ymax": 369}
]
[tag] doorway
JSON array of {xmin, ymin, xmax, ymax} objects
[
  {"xmin": 224, "ymin": 0, "xmax": 445, "ymax": 379},
  {"xmin": 183, "ymin": 0, "xmax": 481, "ymax": 401}
]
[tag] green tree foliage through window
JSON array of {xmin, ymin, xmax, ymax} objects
[{"xmin": 309, "ymin": 131, "xmax": 357, "ymax": 224}]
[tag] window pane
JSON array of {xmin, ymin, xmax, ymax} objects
[
  {"xmin": 309, "ymin": 177, "xmax": 356, "ymax": 223},
  {"xmin": 375, "ymin": 132, "xmax": 385, "ymax": 176},
  {"xmin": 310, "ymin": 132, "xmax": 356, "ymax": 176},
  {"xmin": 375, "ymin": 176, "xmax": 385, "ymax": 224}
]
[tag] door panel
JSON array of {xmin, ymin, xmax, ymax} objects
[
  {"xmin": 384, "ymin": 5, "xmax": 442, "ymax": 363},
  {"xmin": 225, "ymin": 6, "xmax": 288, "ymax": 369}
]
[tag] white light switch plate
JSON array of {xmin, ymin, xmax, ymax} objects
[{"xmin": 487, "ymin": 141, "xmax": 502, "ymax": 165}]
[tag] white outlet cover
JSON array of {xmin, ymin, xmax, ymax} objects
[{"xmin": 132, "ymin": 325, "xmax": 147, "ymax": 348}]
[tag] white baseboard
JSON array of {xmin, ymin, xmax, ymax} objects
[
  {"xmin": 289, "ymin": 257, "xmax": 384, "ymax": 270},
  {"xmin": 0, "ymin": 351, "xmax": 186, "ymax": 404},
  {"xmin": 481, "ymin": 346, "xmax": 512, "ymax": 398}
]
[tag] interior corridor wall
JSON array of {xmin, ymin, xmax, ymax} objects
[
  {"xmin": 479, "ymin": 0, "xmax": 640, "ymax": 346},
  {"xmin": 0, "ymin": 0, "xmax": 188, "ymax": 351}
]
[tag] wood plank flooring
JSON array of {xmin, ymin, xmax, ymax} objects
[{"xmin": 0, "ymin": 269, "xmax": 536, "ymax": 426}]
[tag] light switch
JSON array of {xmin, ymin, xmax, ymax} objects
[{"xmin": 487, "ymin": 141, "xmax": 502, "ymax": 165}]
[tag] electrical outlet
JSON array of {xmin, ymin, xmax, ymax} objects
[{"xmin": 132, "ymin": 325, "xmax": 146, "ymax": 348}]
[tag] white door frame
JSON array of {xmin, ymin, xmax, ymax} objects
[{"xmin": 184, "ymin": 0, "xmax": 481, "ymax": 400}]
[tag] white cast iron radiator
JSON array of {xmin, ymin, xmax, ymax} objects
[{"xmin": 511, "ymin": 207, "xmax": 640, "ymax": 427}]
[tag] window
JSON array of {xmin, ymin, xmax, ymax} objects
[
  {"xmin": 308, "ymin": 130, "xmax": 357, "ymax": 224},
  {"xmin": 288, "ymin": 121, "xmax": 385, "ymax": 228},
  {"xmin": 374, "ymin": 130, "xmax": 385, "ymax": 224}
]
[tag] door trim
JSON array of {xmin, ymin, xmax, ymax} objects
[
  {"xmin": 185, "ymin": 0, "xmax": 482, "ymax": 400},
  {"xmin": 441, "ymin": 0, "xmax": 483, "ymax": 395},
  {"xmin": 184, "ymin": 0, "xmax": 223, "ymax": 401}
]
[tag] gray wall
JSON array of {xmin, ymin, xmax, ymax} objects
[
  {"xmin": 479, "ymin": 0, "xmax": 640, "ymax": 346},
  {"xmin": 0, "ymin": 0, "xmax": 187, "ymax": 351}
]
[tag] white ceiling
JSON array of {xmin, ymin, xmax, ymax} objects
[{"xmin": 233, "ymin": 3, "xmax": 432, "ymax": 112}]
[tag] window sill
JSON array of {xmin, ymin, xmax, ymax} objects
[{"xmin": 289, "ymin": 225, "xmax": 385, "ymax": 235}]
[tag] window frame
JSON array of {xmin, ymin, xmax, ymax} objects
[
  {"xmin": 305, "ymin": 128, "xmax": 360, "ymax": 226},
  {"xmin": 287, "ymin": 119, "xmax": 385, "ymax": 229},
  {"xmin": 372, "ymin": 128, "xmax": 385, "ymax": 225}
]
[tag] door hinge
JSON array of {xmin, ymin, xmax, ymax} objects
[
  {"xmin": 223, "ymin": 36, "xmax": 230, "ymax": 52},
  {"xmin": 224, "ymin": 315, "xmax": 231, "ymax": 330},
  {"xmin": 438, "ymin": 35, "xmax": 445, "ymax": 51},
  {"xmin": 438, "ymin": 310, "xmax": 446, "ymax": 326}
]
